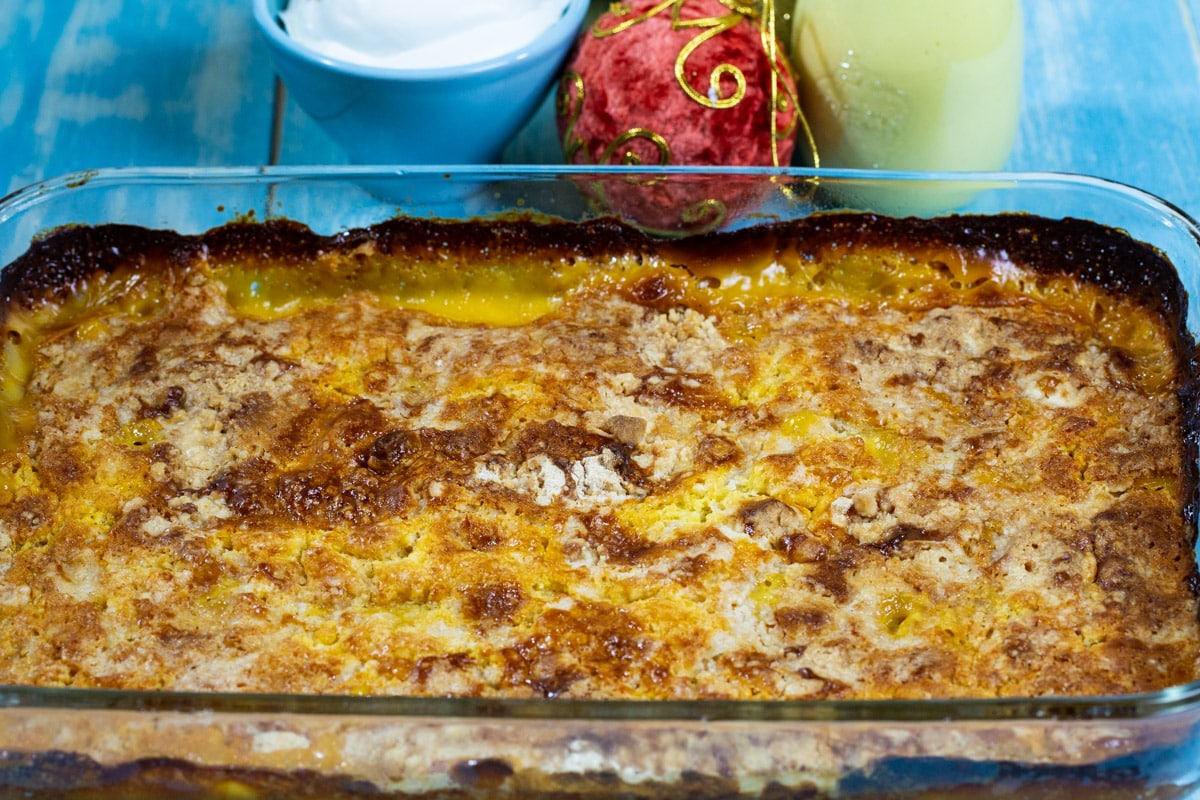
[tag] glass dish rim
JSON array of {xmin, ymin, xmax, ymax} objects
[
  {"xmin": 1, "ymin": 680, "xmax": 1199, "ymax": 723},
  {"xmin": 0, "ymin": 163, "xmax": 1197, "ymax": 726},
  {"xmin": 2, "ymin": 163, "xmax": 1198, "ymax": 227}
]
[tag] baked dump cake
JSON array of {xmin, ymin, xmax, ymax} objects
[{"xmin": 0, "ymin": 212, "xmax": 1197, "ymax": 700}]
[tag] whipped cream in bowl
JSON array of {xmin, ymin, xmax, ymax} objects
[{"xmin": 279, "ymin": 0, "xmax": 573, "ymax": 71}]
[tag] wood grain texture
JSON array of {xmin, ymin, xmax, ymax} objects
[
  {"xmin": 0, "ymin": 0, "xmax": 276, "ymax": 195},
  {"xmin": 1010, "ymin": 0, "xmax": 1200, "ymax": 218},
  {"xmin": 2, "ymin": 0, "xmax": 1199, "ymax": 218}
]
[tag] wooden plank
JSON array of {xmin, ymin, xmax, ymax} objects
[
  {"xmin": 4, "ymin": 0, "xmax": 1199, "ymax": 223},
  {"xmin": 0, "ymin": 0, "xmax": 278, "ymax": 195},
  {"xmin": 1011, "ymin": 0, "xmax": 1200, "ymax": 219}
]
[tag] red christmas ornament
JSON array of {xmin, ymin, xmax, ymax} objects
[{"xmin": 556, "ymin": 0, "xmax": 800, "ymax": 231}]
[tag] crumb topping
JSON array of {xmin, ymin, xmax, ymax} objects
[{"xmin": 0, "ymin": 216, "xmax": 1197, "ymax": 699}]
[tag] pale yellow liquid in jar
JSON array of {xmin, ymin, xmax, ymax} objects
[{"xmin": 791, "ymin": 0, "xmax": 1023, "ymax": 171}]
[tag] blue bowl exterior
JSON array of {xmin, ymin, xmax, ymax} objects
[{"xmin": 252, "ymin": 0, "xmax": 587, "ymax": 164}]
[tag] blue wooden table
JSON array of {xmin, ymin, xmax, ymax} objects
[{"xmin": 3, "ymin": 0, "xmax": 1200, "ymax": 222}]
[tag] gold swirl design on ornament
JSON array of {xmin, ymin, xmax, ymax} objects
[
  {"xmin": 592, "ymin": 0, "xmax": 676, "ymax": 37},
  {"xmin": 592, "ymin": 0, "xmax": 752, "ymax": 111},
  {"xmin": 756, "ymin": 0, "xmax": 816, "ymax": 167},
  {"xmin": 680, "ymin": 198, "xmax": 728, "ymax": 232},
  {"xmin": 671, "ymin": 5, "xmax": 747, "ymax": 109},
  {"xmin": 557, "ymin": 71, "xmax": 672, "ymax": 166},
  {"xmin": 556, "ymin": 70, "xmax": 588, "ymax": 163},
  {"xmin": 600, "ymin": 128, "xmax": 671, "ymax": 165},
  {"xmin": 579, "ymin": 0, "xmax": 818, "ymax": 168},
  {"xmin": 672, "ymin": 14, "xmax": 744, "ymax": 109}
]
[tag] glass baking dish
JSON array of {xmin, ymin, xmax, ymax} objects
[{"xmin": 0, "ymin": 165, "xmax": 1197, "ymax": 799}]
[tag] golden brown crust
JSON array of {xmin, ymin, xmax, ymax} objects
[{"xmin": 0, "ymin": 213, "xmax": 1197, "ymax": 702}]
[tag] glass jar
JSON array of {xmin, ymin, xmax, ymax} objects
[{"xmin": 790, "ymin": 0, "xmax": 1024, "ymax": 171}]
